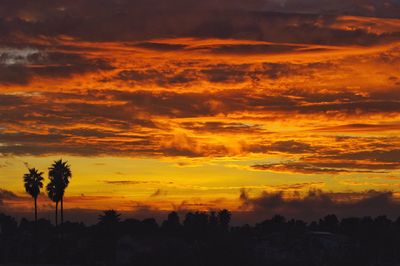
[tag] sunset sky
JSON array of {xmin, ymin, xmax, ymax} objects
[{"xmin": 1, "ymin": 0, "xmax": 400, "ymax": 223}]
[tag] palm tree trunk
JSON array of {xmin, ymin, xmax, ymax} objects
[
  {"xmin": 34, "ymin": 197, "xmax": 38, "ymax": 223},
  {"xmin": 61, "ymin": 196, "xmax": 63, "ymax": 225},
  {"xmin": 33, "ymin": 198, "xmax": 38, "ymax": 265},
  {"xmin": 55, "ymin": 201, "xmax": 58, "ymax": 227}
]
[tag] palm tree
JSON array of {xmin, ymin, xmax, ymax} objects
[
  {"xmin": 48, "ymin": 159, "xmax": 72, "ymax": 225},
  {"xmin": 46, "ymin": 178, "xmax": 62, "ymax": 226},
  {"xmin": 217, "ymin": 209, "xmax": 231, "ymax": 230},
  {"xmin": 98, "ymin": 210, "xmax": 121, "ymax": 228},
  {"xmin": 23, "ymin": 168, "xmax": 44, "ymax": 223}
]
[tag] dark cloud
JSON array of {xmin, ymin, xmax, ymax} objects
[
  {"xmin": 0, "ymin": 50, "xmax": 113, "ymax": 84},
  {"xmin": 315, "ymin": 123, "xmax": 400, "ymax": 132},
  {"xmin": 270, "ymin": 182, "xmax": 326, "ymax": 190},
  {"xmin": 201, "ymin": 64, "xmax": 249, "ymax": 83},
  {"xmin": 0, "ymin": 92, "xmax": 157, "ymax": 130},
  {"xmin": 240, "ymin": 189, "xmax": 400, "ymax": 221},
  {"xmin": 110, "ymin": 62, "xmax": 341, "ymax": 86},
  {"xmin": 103, "ymin": 181, "xmax": 160, "ymax": 185},
  {"xmin": 133, "ymin": 42, "xmax": 187, "ymax": 51},
  {"xmin": 0, "ymin": 188, "xmax": 21, "ymax": 206},
  {"xmin": 198, "ymin": 44, "xmax": 305, "ymax": 55},
  {"xmin": 273, "ymin": 0, "xmax": 400, "ymax": 18},
  {"xmin": 0, "ymin": 140, "xmax": 153, "ymax": 157},
  {"xmin": 159, "ymin": 143, "xmax": 229, "ymax": 158},
  {"xmin": 30, "ymin": 52, "xmax": 113, "ymax": 78},
  {"xmin": 0, "ymin": 0, "xmax": 399, "ymax": 45},
  {"xmin": 251, "ymin": 162, "xmax": 377, "ymax": 174},
  {"xmin": 0, "ymin": 94, "xmax": 28, "ymax": 105},
  {"xmin": 252, "ymin": 147, "xmax": 400, "ymax": 174},
  {"xmin": 114, "ymin": 69, "xmax": 198, "ymax": 86},
  {"xmin": 268, "ymin": 141, "xmax": 315, "ymax": 154},
  {"xmin": 181, "ymin": 121, "xmax": 264, "ymax": 134},
  {"xmin": 106, "ymin": 89, "xmax": 400, "ymax": 117},
  {"xmin": 0, "ymin": 132, "xmax": 68, "ymax": 143},
  {"xmin": 307, "ymin": 161, "xmax": 399, "ymax": 171},
  {"xmin": 246, "ymin": 140, "xmax": 317, "ymax": 154},
  {"xmin": 326, "ymin": 149, "xmax": 400, "ymax": 163},
  {"xmin": 0, "ymin": 188, "xmax": 19, "ymax": 200},
  {"xmin": 150, "ymin": 189, "xmax": 167, "ymax": 197},
  {"xmin": 132, "ymin": 42, "xmax": 324, "ymax": 56},
  {"xmin": 0, "ymin": 65, "xmax": 31, "ymax": 84}
]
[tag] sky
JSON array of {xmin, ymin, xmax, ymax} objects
[{"xmin": 0, "ymin": 0, "xmax": 400, "ymax": 223}]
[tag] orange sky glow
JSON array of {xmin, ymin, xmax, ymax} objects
[{"xmin": 0, "ymin": 0, "xmax": 400, "ymax": 222}]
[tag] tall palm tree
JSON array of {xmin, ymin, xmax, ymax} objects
[
  {"xmin": 48, "ymin": 159, "xmax": 72, "ymax": 225},
  {"xmin": 98, "ymin": 210, "xmax": 121, "ymax": 226},
  {"xmin": 46, "ymin": 178, "xmax": 62, "ymax": 226},
  {"xmin": 23, "ymin": 168, "xmax": 44, "ymax": 223}
]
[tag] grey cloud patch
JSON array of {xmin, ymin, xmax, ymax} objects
[
  {"xmin": 0, "ymin": 47, "xmax": 41, "ymax": 65},
  {"xmin": 0, "ymin": 50, "xmax": 113, "ymax": 84},
  {"xmin": 240, "ymin": 189, "xmax": 400, "ymax": 221}
]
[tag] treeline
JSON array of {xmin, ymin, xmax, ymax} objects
[
  {"xmin": 1, "ymin": 210, "xmax": 400, "ymax": 238},
  {"xmin": 1, "ymin": 210, "xmax": 400, "ymax": 265}
]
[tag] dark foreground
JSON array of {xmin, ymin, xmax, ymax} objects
[{"xmin": 1, "ymin": 211, "xmax": 400, "ymax": 266}]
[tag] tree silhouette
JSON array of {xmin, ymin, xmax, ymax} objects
[
  {"xmin": 46, "ymin": 178, "xmax": 62, "ymax": 226},
  {"xmin": 209, "ymin": 211, "xmax": 218, "ymax": 229},
  {"xmin": 48, "ymin": 159, "xmax": 72, "ymax": 225},
  {"xmin": 98, "ymin": 210, "xmax": 121, "ymax": 226},
  {"xmin": 162, "ymin": 211, "xmax": 181, "ymax": 233},
  {"xmin": 184, "ymin": 211, "xmax": 209, "ymax": 237},
  {"xmin": 0, "ymin": 213, "xmax": 18, "ymax": 235},
  {"xmin": 23, "ymin": 168, "xmax": 44, "ymax": 223},
  {"xmin": 319, "ymin": 214, "xmax": 339, "ymax": 232},
  {"xmin": 217, "ymin": 209, "xmax": 231, "ymax": 230}
]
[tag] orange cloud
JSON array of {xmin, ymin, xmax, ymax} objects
[{"xmin": 1, "ymin": 0, "xmax": 400, "ymax": 219}]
